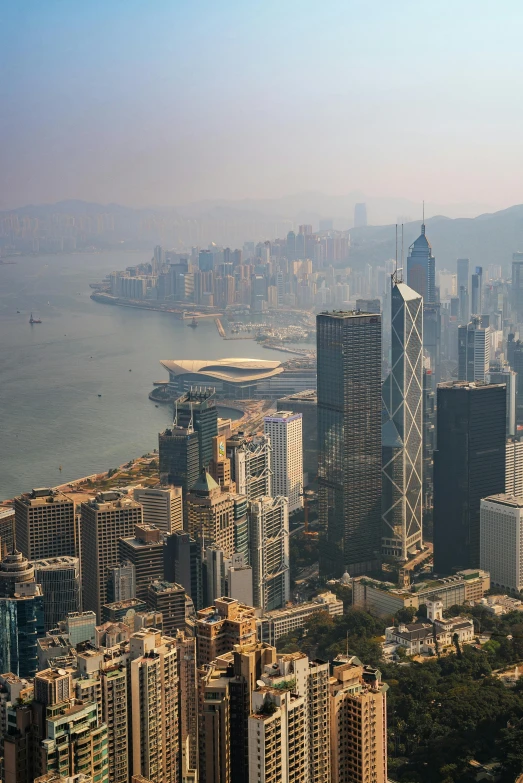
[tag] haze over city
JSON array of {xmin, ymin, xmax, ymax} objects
[{"xmin": 3, "ymin": 0, "xmax": 523, "ymax": 214}]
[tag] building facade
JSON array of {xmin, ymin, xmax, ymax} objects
[
  {"xmin": 33, "ymin": 557, "xmax": 81, "ymax": 632},
  {"xmin": 458, "ymin": 319, "xmax": 490, "ymax": 382},
  {"xmin": 133, "ymin": 486, "xmax": 183, "ymax": 534},
  {"xmin": 249, "ymin": 496, "xmax": 290, "ymax": 612},
  {"xmin": 264, "ymin": 412, "xmax": 303, "ymax": 513},
  {"xmin": 277, "ymin": 390, "xmax": 317, "ymax": 483},
  {"xmin": 480, "ymin": 494, "xmax": 523, "ymax": 593},
  {"xmin": 14, "ymin": 489, "xmax": 76, "ymax": 561}
]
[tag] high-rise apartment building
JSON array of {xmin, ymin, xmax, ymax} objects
[
  {"xmin": 458, "ymin": 318, "xmax": 490, "ymax": 382},
  {"xmin": 264, "ymin": 412, "xmax": 303, "ymax": 513},
  {"xmin": 277, "ymin": 390, "xmax": 318, "ymax": 483},
  {"xmin": 107, "ymin": 560, "xmax": 136, "ymax": 602},
  {"xmin": 175, "ymin": 630, "xmax": 198, "ymax": 777},
  {"xmin": 186, "ymin": 470, "xmax": 237, "ymax": 557},
  {"xmin": 227, "ymin": 434, "xmax": 272, "ymax": 501},
  {"xmin": 133, "ymin": 486, "xmax": 183, "ymax": 534},
  {"xmin": 0, "ymin": 508, "xmax": 15, "ymax": 555},
  {"xmin": 209, "ymin": 435, "xmax": 235, "ymax": 491},
  {"xmin": 434, "ymin": 382, "xmax": 506, "ymax": 573},
  {"xmin": 146, "ymin": 580, "xmax": 186, "ymax": 637},
  {"xmin": 175, "ymin": 388, "xmax": 218, "ymax": 470},
  {"xmin": 0, "ymin": 550, "xmax": 44, "ymax": 678},
  {"xmin": 14, "ymin": 488, "xmax": 76, "ymax": 560},
  {"xmin": 249, "ymin": 496, "xmax": 290, "ymax": 612},
  {"xmin": 317, "ymin": 311, "xmax": 382, "ymax": 576},
  {"xmin": 382, "ymin": 279, "xmax": 423, "ymax": 560},
  {"xmin": 80, "ymin": 492, "xmax": 143, "ymax": 621},
  {"xmin": 158, "ymin": 426, "xmax": 200, "ymax": 497},
  {"xmin": 506, "ymin": 437, "xmax": 523, "ymax": 497},
  {"xmin": 118, "ymin": 525, "xmax": 165, "ymax": 602},
  {"xmin": 164, "ymin": 531, "xmax": 203, "ymax": 611},
  {"xmin": 329, "ymin": 657, "xmax": 388, "ymax": 783},
  {"xmin": 194, "ymin": 597, "xmax": 257, "ymax": 667},
  {"xmin": 33, "ymin": 556, "xmax": 81, "ymax": 631},
  {"xmin": 480, "ymin": 494, "xmax": 523, "ymax": 593},
  {"xmin": 129, "ymin": 629, "xmax": 179, "ymax": 783},
  {"xmin": 471, "ymin": 265, "xmax": 483, "ymax": 316},
  {"xmin": 65, "ymin": 611, "xmax": 96, "ymax": 647}
]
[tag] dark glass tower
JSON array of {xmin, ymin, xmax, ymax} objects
[
  {"xmin": 159, "ymin": 425, "xmax": 200, "ymax": 494},
  {"xmin": 164, "ymin": 530, "xmax": 203, "ymax": 610},
  {"xmin": 317, "ymin": 311, "xmax": 382, "ymax": 577},
  {"xmin": 407, "ymin": 222, "xmax": 440, "ymax": 383},
  {"xmin": 175, "ymin": 388, "xmax": 218, "ymax": 470},
  {"xmin": 433, "ymin": 382, "xmax": 506, "ymax": 574}
]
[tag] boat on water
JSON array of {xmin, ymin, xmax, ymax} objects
[
  {"xmin": 98, "ymin": 394, "xmax": 102, "ymax": 398},
  {"xmin": 29, "ymin": 313, "xmax": 42, "ymax": 324},
  {"xmin": 188, "ymin": 317, "xmax": 198, "ymax": 328}
]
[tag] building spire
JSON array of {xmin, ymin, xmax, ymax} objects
[{"xmin": 422, "ymin": 200, "xmax": 425, "ymax": 234}]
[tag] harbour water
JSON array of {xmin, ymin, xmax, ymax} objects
[{"xmin": 0, "ymin": 252, "xmax": 283, "ymax": 500}]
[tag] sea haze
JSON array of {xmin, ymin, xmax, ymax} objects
[{"xmin": 0, "ymin": 252, "xmax": 282, "ymax": 500}]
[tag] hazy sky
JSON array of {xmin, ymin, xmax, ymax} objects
[{"xmin": 2, "ymin": 0, "xmax": 523, "ymax": 211}]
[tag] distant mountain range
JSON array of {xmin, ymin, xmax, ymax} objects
[{"xmin": 2, "ymin": 196, "xmax": 523, "ymax": 270}]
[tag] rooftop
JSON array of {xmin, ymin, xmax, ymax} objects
[
  {"xmin": 161, "ymin": 358, "xmax": 283, "ymax": 383},
  {"xmin": 482, "ymin": 493, "xmax": 523, "ymax": 509}
]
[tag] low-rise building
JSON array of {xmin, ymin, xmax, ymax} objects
[
  {"xmin": 257, "ymin": 592, "xmax": 343, "ymax": 645},
  {"xmin": 385, "ymin": 600, "xmax": 474, "ymax": 657}
]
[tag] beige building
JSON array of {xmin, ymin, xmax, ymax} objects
[
  {"xmin": 186, "ymin": 471, "xmax": 237, "ymax": 557},
  {"xmin": 14, "ymin": 488, "xmax": 76, "ymax": 560},
  {"xmin": 129, "ymin": 629, "xmax": 179, "ymax": 783},
  {"xmin": 133, "ymin": 486, "xmax": 183, "ymax": 534},
  {"xmin": 175, "ymin": 631, "xmax": 198, "ymax": 776},
  {"xmin": 329, "ymin": 657, "xmax": 388, "ymax": 783},
  {"xmin": 263, "ymin": 412, "xmax": 303, "ymax": 513},
  {"xmin": 118, "ymin": 524, "xmax": 165, "ymax": 602},
  {"xmin": 194, "ymin": 597, "xmax": 257, "ymax": 667},
  {"xmin": 80, "ymin": 492, "xmax": 143, "ymax": 621},
  {"xmin": 147, "ymin": 580, "xmax": 186, "ymax": 638},
  {"xmin": 257, "ymin": 591, "xmax": 343, "ymax": 645}
]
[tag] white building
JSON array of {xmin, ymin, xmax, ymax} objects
[
  {"xmin": 480, "ymin": 494, "xmax": 523, "ymax": 593},
  {"xmin": 385, "ymin": 600, "xmax": 474, "ymax": 657},
  {"xmin": 133, "ymin": 485, "xmax": 183, "ymax": 533},
  {"xmin": 264, "ymin": 412, "xmax": 303, "ymax": 513},
  {"xmin": 249, "ymin": 496, "xmax": 290, "ymax": 612},
  {"xmin": 257, "ymin": 592, "xmax": 343, "ymax": 645},
  {"xmin": 458, "ymin": 319, "xmax": 490, "ymax": 382},
  {"xmin": 506, "ymin": 439, "xmax": 523, "ymax": 497}
]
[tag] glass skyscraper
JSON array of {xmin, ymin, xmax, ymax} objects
[
  {"xmin": 433, "ymin": 381, "xmax": 506, "ymax": 573},
  {"xmin": 317, "ymin": 311, "xmax": 382, "ymax": 577},
  {"xmin": 407, "ymin": 222, "xmax": 440, "ymax": 383},
  {"xmin": 381, "ymin": 280, "xmax": 424, "ymax": 561}
]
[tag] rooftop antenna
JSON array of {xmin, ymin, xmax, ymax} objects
[
  {"xmin": 422, "ymin": 201, "xmax": 426, "ymax": 235},
  {"xmin": 400, "ymin": 224, "xmax": 404, "ymax": 283},
  {"xmin": 393, "ymin": 224, "xmax": 398, "ymax": 283}
]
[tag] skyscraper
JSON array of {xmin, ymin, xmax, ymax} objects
[
  {"xmin": 381, "ymin": 280, "xmax": 423, "ymax": 560},
  {"xmin": 457, "ymin": 257, "xmax": 470, "ymax": 323},
  {"xmin": 80, "ymin": 492, "xmax": 143, "ymax": 621},
  {"xmin": 133, "ymin": 486, "xmax": 183, "ymax": 534},
  {"xmin": 277, "ymin": 390, "xmax": 318, "ymax": 483},
  {"xmin": 354, "ymin": 203, "xmax": 368, "ymax": 227},
  {"xmin": 227, "ymin": 434, "xmax": 272, "ymax": 501},
  {"xmin": 317, "ymin": 311, "xmax": 382, "ymax": 576},
  {"xmin": 186, "ymin": 470, "xmax": 237, "ymax": 557},
  {"xmin": 480, "ymin": 495, "xmax": 523, "ymax": 594},
  {"xmin": 14, "ymin": 488, "xmax": 76, "ymax": 561},
  {"xmin": 433, "ymin": 382, "xmax": 506, "ymax": 573},
  {"xmin": 406, "ymin": 222, "xmax": 440, "ymax": 381},
  {"xmin": 471, "ymin": 266, "xmax": 483, "ymax": 315},
  {"xmin": 146, "ymin": 580, "xmax": 186, "ymax": 637},
  {"xmin": 158, "ymin": 425, "xmax": 200, "ymax": 496},
  {"xmin": 175, "ymin": 388, "xmax": 218, "ymax": 470},
  {"xmin": 33, "ymin": 556, "xmax": 81, "ymax": 632},
  {"xmin": 249, "ymin": 495, "xmax": 290, "ymax": 611},
  {"xmin": 118, "ymin": 525, "xmax": 165, "ymax": 602},
  {"xmin": 458, "ymin": 318, "xmax": 490, "ymax": 382},
  {"xmin": 0, "ymin": 550, "xmax": 44, "ymax": 678},
  {"xmin": 193, "ymin": 597, "xmax": 257, "ymax": 667},
  {"xmin": 164, "ymin": 530, "xmax": 203, "ymax": 610},
  {"xmin": 264, "ymin": 412, "xmax": 303, "ymax": 513}
]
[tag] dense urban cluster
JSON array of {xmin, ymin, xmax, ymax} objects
[{"xmin": 4, "ymin": 210, "xmax": 523, "ymax": 783}]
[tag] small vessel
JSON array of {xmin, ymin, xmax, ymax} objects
[
  {"xmin": 59, "ymin": 465, "xmax": 62, "ymax": 471},
  {"xmin": 98, "ymin": 394, "xmax": 102, "ymax": 397},
  {"xmin": 155, "ymin": 404, "xmax": 159, "ymax": 408},
  {"xmin": 188, "ymin": 317, "xmax": 198, "ymax": 328},
  {"xmin": 16, "ymin": 310, "xmax": 20, "ymax": 313},
  {"xmin": 129, "ymin": 369, "xmax": 132, "ymax": 372},
  {"xmin": 29, "ymin": 313, "xmax": 42, "ymax": 324}
]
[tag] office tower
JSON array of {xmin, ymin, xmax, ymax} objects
[
  {"xmin": 329, "ymin": 657, "xmax": 388, "ymax": 783},
  {"xmin": 204, "ymin": 545, "xmax": 226, "ymax": 606},
  {"xmin": 317, "ymin": 311, "xmax": 382, "ymax": 577},
  {"xmin": 506, "ymin": 438, "xmax": 523, "ymax": 496},
  {"xmin": 32, "ymin": 668, "xmax": 109, "ymax": 782},
  {"xmin": 33, "ymin": 556, "xmax": 81, "ymax": 631},
  {"xmin": 186, "ymin": 471, "xmax": 237, "ymax": 557},
  {"xmin": 422, "ymin": 369, "xmax": 435, "ymax": 510},
  {"xmin": 227, "ymin": 434, "xmax": 272, "ymax": 501},
  {"xmin": 249, "ymin": 496, "xmax": 290, "ymax": 611},
  {"xmin": 194, "ymin": 597, "xmax": 256, "ymax": 667},
  {"xmin": 159, "ymin": 425, "xmax": 200, "ymax": 497},
  {"xmin": 471, "ymin": 266, "xmax": 483, "ymax": 315},
  {"xmin": 80, "ymin": 492, "xmax": 143, "ymax": 621},
  {"xmin": 458, "ymin": 318, "xmax": 490, "ymax": 382},
  {"xmin": 14, "ymin": 488, "xmax": 76, "ymax": 560},
  {"xmin": 407, "ymin": 223, "xmax": 440, "ymax": 381},
  {"xmin": 65, "ymin": 611, "xmax": 97, "ymax": 646},
  {"xmin": 117, "ymin": 524, "xmax": 164, "ymax": 602},
  {"xmin": 354, "ymin": 203, "xmax": 368, "ymax": 227},
  {"xmin": 512, "ymin": 252, "xmax": 523, "ymax": 323},
  {"xmin": 457, "ymin": 257, "xmax": 470, "ymax": 322},
  {"xmin": 433, "ymin": 382, "xmax": 506, "ymax": 573},
  {"xmin": 226, "ymin": 552, "xmax": 253, "ymax": 606},
  {"xmin": 286, "ymin": 231, "xmax": 296, "ymax": 260},
  {"xmin": 0, "ymin": 507, "xmax": 15, "ymax": 555},
  {"xmin": 129, "ymin": 629, "xmax": 179, "ymax": 783},
  {"xmin": 107, "ymin": 560, "xmax": 136, "ymax": 602},
  {"xmin": 133, "ymin": 486, "xmax": 183, "ymax": 534},
  {"xmin": 175, "ymin": 389, "xmax": 218, "ymax": 470},
  {"xmin": 277, "ymin": 391, "xmax": 317, "ymax": 484},
  {"xmin": 480, "ymin": 495, "xmax": 523, "ymax": 593},
  {"xmin": 264, "ymin": 412, "xmax": 303, "ymax": 513},
  {"xmin": 508, "ymin": 339, "xmax": 523, "ymax": 426},
  {"xmin": 381, "ymin": 279, "xmax": 423, "ymax": 560},
  {"xmin": 488, "ymin": 366, "xmax": 517, "ymax": 437},
  {"xmin": 0, "ymin": 551, "xmax": 44, "ymax": 678},
  {"xmin": 164, "ymin": 531, "xmax": 203, "ymax": 610},
  {"xmin": 209, "ymin": 434, "xmax": 235, "ymax": 490},
  {"xmin": 146, "ymin": 580, "xmax": 186, "ymax": 637}
]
